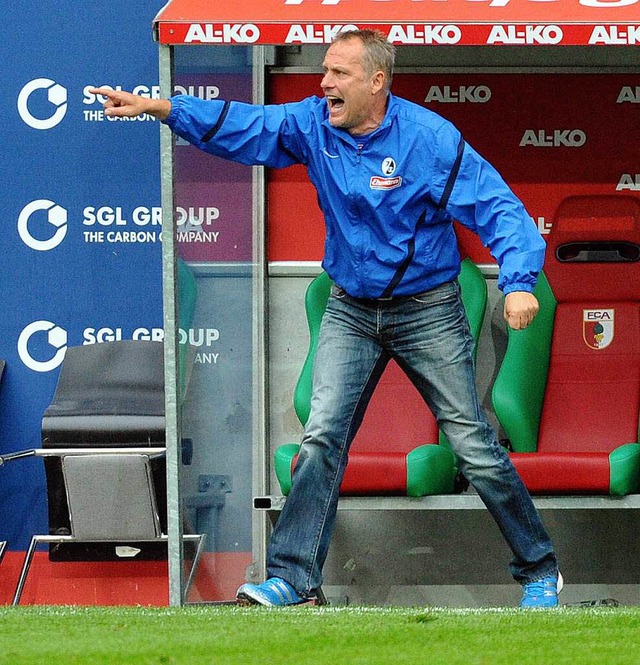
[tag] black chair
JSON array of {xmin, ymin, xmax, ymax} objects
[
  {"xmin": 1, "ymin": 340, "xmax": 203, "ymax": 605},
  {"xmin": 42, "ymin": 339, "xmax": 168, "ymax": 555}
]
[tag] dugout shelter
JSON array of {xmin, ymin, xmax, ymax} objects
[{"xmin": 153, "ymin": 0, "xmax": 640, "ymax": 606}]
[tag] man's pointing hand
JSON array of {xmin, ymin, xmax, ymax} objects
[{"xmin": 89, "ymin": 88, "xmax": 172, "ymax": 121}]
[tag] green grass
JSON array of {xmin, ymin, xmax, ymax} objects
[{"xmin": 1, "ymin": 605, "xmax": 640, "ymax": 665}]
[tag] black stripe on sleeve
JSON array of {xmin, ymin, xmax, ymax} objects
[
  {"xmin": 201, "ymin": 101, "xmax": 231, "ymax": 143},
  {"xmin": 437, "ymin": 135, "xmax": 465, "ymax": 212}
]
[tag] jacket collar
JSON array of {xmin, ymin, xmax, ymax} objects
[{"xmin": 321, "ymin": 93, "xmax": 398, "ymax": 145}]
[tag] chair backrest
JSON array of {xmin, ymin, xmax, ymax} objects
[
  {"xmin": 42, "ymin": 340, "xmax": 165, "ymax": 447},
  {"xmin": 63, "ymin": 454, "xmax": 162, "ymax": 540},
  {"xmin": 544, "ymin": 196, "xmax": 640, "ymax": 303},
  {"xmin": 293, "ymin": 259, "xmax": 487, "ymax": 452},
  {"xmin": 494, "ymin": 195, "xmax": 640, "ymax": 454}
]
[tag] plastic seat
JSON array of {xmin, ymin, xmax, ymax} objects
[
  {"xmin": 492, "ymin": 195, "xmax": 640, "ymax": 495},
  {"xmin": 275, "ymin": 257, "xmax": 487, "ymax": 497}
]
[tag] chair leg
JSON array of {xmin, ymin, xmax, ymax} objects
[
  {"xmin": 13, "ymin": 536, "xmax": 40, "ymax": 606},
  {"xmin": 12, "ymin": 534, "xmax": 207, "ymax": 605},
  {"xmin": 0, "ymin": 541, "xmax": 6, "ymax": 566},
  {"xmin": 184, "ymin": 534, "xmax": 207, "ymax": 601}
]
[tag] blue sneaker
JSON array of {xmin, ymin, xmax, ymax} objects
[
  {"xmin": 236, "ymin": 577, "xmax": 305, "ymax": 607},
  {"xmin": 520, "ymin": 572, "xmax": 563, "ymax": 608}
]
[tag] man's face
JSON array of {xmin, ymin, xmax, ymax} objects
[{"xmin": 321, "ymin": 38, "xmax": 379, "ymax": 136}]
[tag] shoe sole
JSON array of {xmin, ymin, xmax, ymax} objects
[
  {"xmin": 235, "ymin": 591, "xmax": 318, "ymax": 608},
  {"xmin": 235, "ymin": 592, "xmax": 262, "ymax": 607}
]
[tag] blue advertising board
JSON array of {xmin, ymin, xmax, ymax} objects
[{"xmin": 0, "ymin": 1, "xmax": 165, "ymax": 549}]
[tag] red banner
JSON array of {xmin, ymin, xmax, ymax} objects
[
  {"xmin": 155, "ymin": 0, "xmax": 640, "ymax": 45},
  {"xmin": 156, "ymin": 0, "xmax": 640, "ymax": 24},
  {"xmin": 158, "ymin": 22, "xmax": 640, "ymax": 46}
]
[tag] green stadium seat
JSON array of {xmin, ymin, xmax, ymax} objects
[
  {"xmin": 275, "ymin": 257, "xmax": 487, "ymax": 497},
  {"xmin": 492, "ymin": 196, "xmax": 640, "ymax": 495}
]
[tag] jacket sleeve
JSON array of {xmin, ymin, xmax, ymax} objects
[
  {"xmin": 163, "ymin": 95, "xmax": 309, "ymax": 168},
  {"xmin": 433, "ymin": 124, "xmax": 546, "ymax": 295}
]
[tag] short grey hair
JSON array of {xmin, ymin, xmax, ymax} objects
[{"xmin": 332, "ymin": 29, "xmax": 395, "ymax": 90}]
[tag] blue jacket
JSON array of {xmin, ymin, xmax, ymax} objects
[{"xmin": 165, "ymin": 93, "xmax": 545, "ymax": 298}]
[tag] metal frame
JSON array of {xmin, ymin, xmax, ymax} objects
[
  {"xmin": 256, "ymin": 494, "xmax": 640, "ymax": 513},
  {"xmin": 158, "ymin": 42, "xmax": 185, "ymax": 607},
  {"xmin": 2, "ymin": 448, "xmax": 166, "ymax": 460},
  {"xmin": 250, "ymin": 45, "xmax": 270, "ymax": 586},
  {"xmin": 13, "ymin": 533, "xmax": 205, "ymax": 606}
]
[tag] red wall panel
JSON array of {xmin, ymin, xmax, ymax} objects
[{"xmin": 267, "ymin": 73, "xmax": 640, "ymax": 263}]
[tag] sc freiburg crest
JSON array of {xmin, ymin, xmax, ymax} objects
[{"xmin": 583, "ymin": 309, "xmax": 614, "ymax": 350}]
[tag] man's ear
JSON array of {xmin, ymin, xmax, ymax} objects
[{"xmin": 371, "ymin": 70, "xmax": 385, "ymax": 94}]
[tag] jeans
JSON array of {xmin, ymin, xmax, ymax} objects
[{"xmin": 267, "ymin": 279, "xmax": 557, "ymax": 596}]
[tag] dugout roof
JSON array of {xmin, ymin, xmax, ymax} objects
[{"xmin": 154, "ymin": 0, "xmax": 640, "ymax": 47}]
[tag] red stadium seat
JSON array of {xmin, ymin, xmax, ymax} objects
[
  {"xmin": 274, "ymin": 258, "xmax": 487, "ymax": 497},
  {"xmin": 493, "ymin": 195, "xmax": 640, "ymax": 495}
]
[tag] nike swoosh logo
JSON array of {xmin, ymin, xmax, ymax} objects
[{"xmin": 323, "ymin": 148, "xmax": 339, "ymax": 159}]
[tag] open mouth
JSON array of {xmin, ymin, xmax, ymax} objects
[{"xmin": 326, "ymin": 96, "xmax": 345, "ymax": 114}]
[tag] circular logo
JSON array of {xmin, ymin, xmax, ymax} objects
[
  {"xmin": 381, "ymin": 157, "xmax": 396, "ymax": 176},
  {"xmin": 18, "ymin": 200, "xmax": 68, "ymax": 251},
  {"xmin": 18, "ymin": 321, "xmax": 68, "ymax": 372},
  {"xmin": 17, "ymin": 78, "xmax": 68, "ymax": 130}
]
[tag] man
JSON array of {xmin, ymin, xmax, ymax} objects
[{"xmin": 92, "ymin": 29, "xmax": 560, "ymax": 608}]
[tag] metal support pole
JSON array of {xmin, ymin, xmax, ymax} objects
[{"xmin": 158, "ymin": 42, "xmax": 184, "ymax": 607}]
